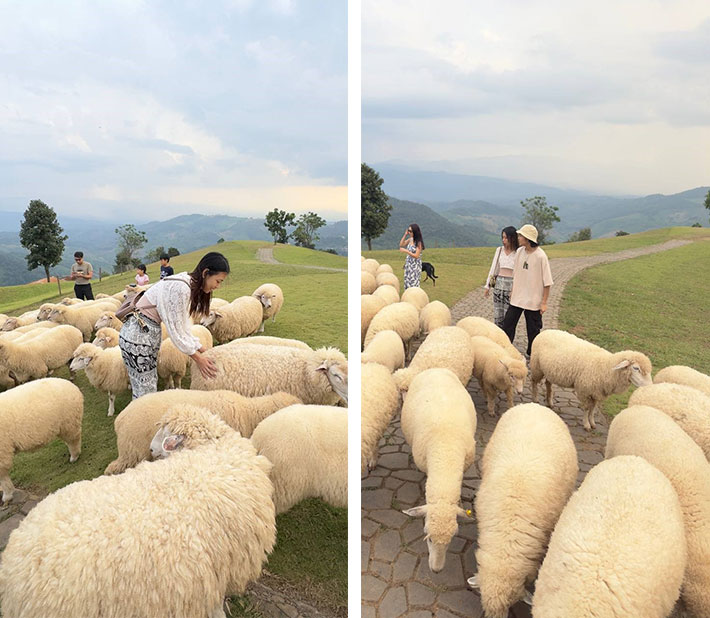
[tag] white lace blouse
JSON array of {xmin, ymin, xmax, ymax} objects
[{"xmin": 484, "ymin": 247, "xmax": 517, "ymax": 289}]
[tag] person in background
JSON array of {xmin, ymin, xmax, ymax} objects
[
  {"xmin": 160, "ymin": 254, "xmax": 174, "ymax": 280},
  {"xmin": 399, "ymin": 223, "xmax": 424, "ymax": 289},
  {"xmin": 135, "ymin": 264, "xmax": 149, "ymax": 286},
  {"xmin": 484, "ymin": 226, "xmax": 519, "ymax": 329},
  {"xmin": 70, "ymin": 251, "xmax": 94, "ymax": 300}
]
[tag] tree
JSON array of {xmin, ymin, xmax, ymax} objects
[
  {"xmin": 361, "ymin": 163, "xmax": 391, "ymax": 251},
  {"xmin": 615, "ymin": 230, "xmax": 630, "ymax": 236},
  {"xmin": 264, "ymin": 208, "xmax": 296, "ymax": 244},
  {"xmin": 114, "ymin": 224, "xmax": 147, "ymax": 273},
  {"xmin": 704, "ymin": 189, "xmax": 710, "ymax": 222},
  {"xmin": 19, "ymin": 199, "xmax": 68, "ymax": 283},
  {"xmin": 292, "ymin": 212, "xmax": 327, "ymax": 250},
  {"xmin": 144, "ymin": 246, "xmax": 167, "ymax": 263},
  {"xmin": 113, "ymin": 248, "xmax": 134, "ymax": 274},
  {"xmin": 567, "ymin": 227, "xmax": 592, "ymax": 242},
  {"xmin": 167, "ymin": 247, "xmax": 180, "ymax": 257},
  {"xmin": 520, "ymin": 196, "xmax": 560, "ymax": 245},
  {"xmin": 692, "ymin": 222, "xmax": 702, "ymax": 228},
  {"xmin": 217, "ymin": 237, "xmax": 225, "ymax": 243}
]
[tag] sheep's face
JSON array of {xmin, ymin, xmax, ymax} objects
[
  {"xmin": 258, "ymin": 293, "xmax": 272, "ymax": 309},
  {"xmin": 95, "ymin": 314, "xmax": 111, "ymax": 330},
  {"xmin": 38, "ymin": 305, "xmax": 54, "ymax": 320},
  {"xmin": 1, "ymin": 319, "xmax": 17, "ymax": 331},
  {"xmin": 150, "ymin": 425, "xmax": 186, "ymax": 459},
  {"xmin": 48, "ymin": 308, "xmax": 65, "ymax": 323},
  {"xmin": 613, "ymin": 355, "xmax": 653, "ymax": 388},
  {"xmin": 317, "ymin": 360, "xmax": 348, "ymax": 404},
  {"xmin": 403, "ymin": 503, "xmax": 467, "ymax": 572},
  {"xmin": 93, "ymin": 334, "xmax": 110, "ymax": 349},
  {"xmin": 69, "ymin": 354, "xmax": 92, "ymax": 372},
  {"xmin": 201, "ymin": 311, "xmax": 220, "ymax": 329},
  {"xmin": 501, "ymin": 359, "xmax": 527, "ymax": 394}
]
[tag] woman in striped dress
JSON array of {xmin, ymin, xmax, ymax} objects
[{"xmin": 399, "ymin": 223, "xmax": 425, "ymax": 289}]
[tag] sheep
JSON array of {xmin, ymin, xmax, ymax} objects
[
  {"xmin": 654, "ymin": 364, "xmax": 710, "ymax": 398},
  {"xmin": 361, "ymin": 329, "xmax": 405, "ymax": 373},
  {"xmin": 1, "ymin": 320, "xmax": 57, "ymax": 334},
  {"xmin": 400, "ymin": 286, "xmax": 430, "ymax": 311},
  {"xmin": 158, "ymin": 324, "xmax": 214, "ymax": 389},
  {"xmin": 94, "ymin": 310, "xmax": 122, "ymax": 331},
  {"xmin": 190, "ymin": 344, "xmax": 348, "ymax": 406},
  {"xmin": 200, "ymin": 295, "xmax": 263, "ymax": 343},
  {"xmin": 375, "ymin": 271, "xmax": 400, "ymax": 293},
  {"xmin": 361, "ymin": 255, "xmax": 366, "ymax": 262},
  {"xmin": 364, "ymin": 301, "xmax": 420, "ymax": 360},
  {"xmin": 629, "ymin": 382, "xmax": 710, "ymax": 461},
  {"xmin": 251, "ymin": 283, "xmax": 284, "ymax": 332},
  {"xmin": 401, "ymin": 368, "xmax": 477, "ymax": 572},
  {"xmin": 372, "ymin": 284, "xmax": 399, "ymax": 305},
  {"xmin": 532, "ymin": 454, "xmax": 686, "ymax": 618},
  {"xmin": 105, "ymin": 389, "xmax": 301, "ymax": 474},
  {"xmin": 361, "ymin": 362, "xmax": 400, "ymax": 474},
  {"xmin": 250, "ymin": 403, "xmax": 346, "ymax": 513},
  {"xmin": 0, "ymin": 314, "xmax": 8, "ymax": 329},
  {"xmin": 0, "ymin": 325, "xmax": 83, "ymax": 385},
  {"xmin": 0, "ymin": 330, "xmax": 53, "ymax": 389},
  {"xmin": 361, "ymin": 270, "xmax": 377, "ymax": 294},
  {"xmin": 37, "ymin": 302, "xmax": 62, "ymax": 320},
  {"xmin": 470, "ymin": 336, "xmax": 528, "ymax": 417},
  {"xmin": 361, "ymin": 258, "xmax": 380, "ymax": 275},
  {"xmin": 419, "ymin": 300, "xmax": 451, "ymax": 334},
  {"xmin": 60, "ymin": 296, "xmax": 84, "ymax": 305},
  {"xmin": 92, "ymin": 326, "xmax": 120, "ymax": 349},
  {"xmin": 219, "ymin": 335, "xmax": 311, "ymax": 350},
  {"xmin": 530, "ymin": 329, "xmax": 652, "ymax": 431},
  {"xmin": 0, "ymin": 310, "xmax": 40, "ymax": 331},
  {"xmin": 361, "ymin": 294, "xmax": 387, "ymax": 345},
  {"xmin": 606, "ymin": 405, "xmax": 710, "ymax": 617},
  {"xmin": 70, "ymin": 343, "xmax": 129, "ymax": 416},
  {"xmin": 48, "ymin": 301, "xmax": 119, "ymax": 341},
  {"xmin": 393, "ymin": 326, "xmax": 474, "ymax": 392},
  {"xmin": 469, "ymin": 404, "xmax": 577, "ymax": 618},
  {"xmin": 0, "ymin": 378, "xmax": 83, "ymax": 504},
  {"xmin": 0, "ymin": 404, "xmax": 276, "ymax": 618},
  {"xmin": 456, "ymin": 316, "xmax": 524, "ymax": 362}
]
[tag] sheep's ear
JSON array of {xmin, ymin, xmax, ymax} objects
[
  {"xmin": 613, "ymin": 360, "xmax": 631, "ymax": 370},
  {"xmin": 316, "ymin": 362, "xmax": 328, "ymax": 373},
  {"xmin": 214, "ymin": 311, "xmax": 223, "ymax": 318},
  {"xmin": 402, "ymin": 505, "xmax": 428, "ymax": 518},
  {"xmin": 162, "ymin": 434, "xmax": 185, "ymax": 452}
]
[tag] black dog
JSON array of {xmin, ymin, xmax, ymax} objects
[{"xmin": 421, "ymin": 262, "xmax": 438, "ymax": 286}]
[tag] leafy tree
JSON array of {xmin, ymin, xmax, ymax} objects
[
  {"xmin": 114, "ymin": 224, "xmax": 147, "ymax": 273},
  {"xmin": 144, "ymin": 245, "xmax": 167, "ymax": 263},
  {"xmin": 567, "ymin": 227, "xmax": 592, "ymax": 242},
  {"xmin": 217, "ymin": 237, "xmax": 225, "ymax": 243},
  {"xmin": 19, "ymin": 199, "xmax": 68, "ymax": 282},
  {"xmin": 615, "ymin": 230, "xmax": 630, "ymax": 236},
  {"xmin": 264, "ymin": 208, "xmax": 296, "ymax": 244},
  {"xmin": 113, "ymin": 248, "xmax": 136, "ymax": 274},
  {"xmin": 520, "ymin": 196, "xmax": 560, "ymax": 245},
  {"xmin": 167, "ymin": 247, "xmax": 180, "ymax": 257},
  {"xmin": 704, "ymin": 189, "xmax": 710, "ymax": 222},
  {"xmin": 292, "ymin": 212, "xmax": 327, "ymax": 250},
  {"xmin": 361, "ymin": 163, "xmax": 391, "ymax": 251},
  {"xmin": 692, "ymin": 222, "xmax": 702, "ymax": 228}
]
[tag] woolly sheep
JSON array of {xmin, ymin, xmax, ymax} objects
[
  {"xmin": 251, "ymin": 283, "xmax": 284, "ymax": 332},
  {"xmin": 0, "ymin": 310, "xmax": 40, "ymax": 331},
  {"xmin": 393, "ymin": 326, "xmax": 474, "ymax": 392},
  {"xmin": 456, "ymin": 316, "xmax": 524, "ymax": 362},
  {"xmin": 1, "ymin": 321, "xmax": 57, "ymax": 334},
  {"xmin": 0, "ymin": 324, "xmax": 83, "ymax": 385},
  {"xmin": 376, "ymin": 263, "xmax": 393, "ymax": 275},
  {"xmin": 158, "ymin": 324, "xmax": 214, "ymax": 389},
  {"xmin": 364, "ymin": 301, "xmax": 420, "ymax": 360},
  {"xmin": 372, "ymin": 284, "xmax": 399, "ymax": 305},
  {"xmin": 361, "ymin": 258, "xmax": 380, "ymax": 275},
  {"xmin": 190, "ymin": 344, "xmax": 348, "ymax": 406},
  {"xmin": 361, "ymin": 294, "xmax": 387, "ymax": 345},
  {"xmin": 361, "ymin": 255, "xmax": 365, "ymax": 262},
  {"xmin": 629, "ymin": 382, "xmax": 710, "ymax": 461},
  {"xmin": 92, "ymin": 326, "xmax": 120, "ymax": 349},
  {"xmin": 210, "ymin": 296, "xmax": 230, "ymax": 309},
  {"xmin": 654, "ymin": 364, "xmax": 710, "ymax": 398},
  {"xmin": 530, "ymin": 329, "xmax": 652, "ymax": 431},
  {"xmin": 94, "ymin": 310, "xmax": 122, "ymax": 331},
  {"xmin": 419, "ymin": 300, "xmax": 451, "ymax": 334},
  {"xmin": 361, "ymin": 270, "xmax": 377, "ymax": 294},
  {"xmin": 60, "ymin": 297, "xmax": 84, "ymax": 305},
  {"xmin": 105, "ymin": 389, "xmax": 301, "ymax": 474},
  {"xmin": 361, "ymin": 329, "xmax": 405, "ymax": 373},
  {"xmin": 400, "ymin": 286, "xmax": 429, "ymax": 311},
  {"xmin": 222, "ymin": 335, "xmax": 311, "ymax": 350},
  {"xmin": 48, "ymin": 301, "xmax": 118, "ymax": 341},
  {"xmin": 70, "ymin": 343, "xmax": 129, "ymax": 416},
  {"xmin": 200, "ymin": 295, "xmax": 262, "ymax": 343},
  {"xmin": 0, "ymin": 314, "xmax": 7, "ymax": 329},
  {"xmin": 375, "ymin": 271, "xmax": 400, "ymax": 293},
  {"xmin": 37, "ymin": 302, "xmax": 61, "ymax": 320},
  {"xmin": 0, "ymin": 404, "xmax": 276, "ymax": 618},
  {"xmin": 401, "ymin": 368, "xmax": 477, "ymax": 572},
  {"xmin": 606, "ymin": 405, "xmax": 710, "ymax": 617},
  {"xmin": 470, "ymin": 404, "xmax": 577, "ymax": 617},
  {"xmin": 532, "ymin": 454, "xmax": 686, "ymax": 618},
  {"xmin": 0, "ymin": 378, "xmax": 83, "ymax": 504},
  {"xmin": 470, "ymin": 336, "xmax": 528, "ymax": 417},
  {"xmin": 361, "ymin": 362, "xmax": 400, "ymax": 473},
  {"xmin": 0, "ymin": 330, "xmax": 52, "ymax": 389}
]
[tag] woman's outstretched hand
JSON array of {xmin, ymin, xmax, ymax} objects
[{"xmin": 192, "ymin": 352, "xmax": 218, "ymax": 380}]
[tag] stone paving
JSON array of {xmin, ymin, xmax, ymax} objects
[{"xmin": 361, "ymin": 239, "xmax": 692, "ymax": 618}]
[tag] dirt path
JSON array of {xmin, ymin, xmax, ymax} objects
[
  {"xmin": 257, "ymin": 246, "xmax": 347, "ymax": 272},
  {"xmin": 362, "ymin": 239, "xmax": 692, "ymax": 618}
]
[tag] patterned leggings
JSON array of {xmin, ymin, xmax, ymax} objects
[
  {"xmin": 119, "ymin": 314, "xmax": 162, "ymax": 399},
  {"xmin": 492, "ymin": 275, "xmax": 513, "ymax": 329}
]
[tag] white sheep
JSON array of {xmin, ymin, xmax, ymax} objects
[
  {"xmin": 361, "ymin": 362, "xmax": 400, "ymax": 474},
  {"xmin": 93, "ymin": 310, "xmax": 122, "ymax": 331},
  {"xmin": 376, "ymin": 263, "xmax": 394, "ymax": 275},
  {"xmin": 200, "ymin": 295, "xmax": 263, "ymax": 343},
  {"xmin": 0, "ymin": 310, "xmax": 40, "ymax": 331},
  {"xmin": 532, "ymin": 454, "xmax": 686, "ymax": 618},
  {"xmin": 361, "ymin": 329, "xmax": 405, "ymax": 373},
  {"xmin": 364, "ymin": 301, "xmax": 420, "ymax": 360},
  {"xmin": 375, "ymin": 271, "xmax": 400, "ymax": 293},
  {"xmin": 220, "ymin": 335, "xmax": 311, "ymax": 350},
  {"xmin": 158, "ymin": 324, "xmax": 214, "ymax": 389},
  {"xmin": 372, "ymin": 284, "xmax": 399, "ymax": 305},
  {"xmin": 419, "ymin": 300, "xmax": 451, "ymax": 334},
  {"xmin": 361, "ymin": 270, "xmax": 377, "ymax": 294},
  {"xmin": 251, "ymin": 283, "xmax": 284, "ymax": 332},
  {"xmin": 0, "ymin": 330, "xmax": 52, "ymax": 389},
  {"xmin": 393, "ymin": 326, "xmax": 474, "ymax": 392},
  {"xmin": 92, "ymin": 326, "xmax": 120, "ymax": 349},
  {"xmin": 400, "ymin": 286, "xmax": 430, "ymax": 311},
  {"xmin": 530, "ymin": 329, "xmax": 652, "ymax": 431},
  {"xmin": 60, "ymin": 296, "xmax": 84, "ymax": 305},
  {"xmin": 654, "ymin": 364, "xmax": 710, "ymax": 398},
  {"xmin": 0, "ymin": 314, "xmax": 8, "ymax": 329},
  {"xmin": 470, "ymin": 336, "xmax": 528, "ymax": 417},
  {"xmin": 1, "ymin": 321, "xmax": 57, "ymax": 334},
  {"xmin": 401, "ymin": 368, "xmax": 477, "ymax": 572},
  {"xmin": 105, "ymin": 389, "xmax": 301, "ymax": 474},
  {"xmin": 190, "ymin": 344, "xmax": 348, "ymax": 406},
  {"xmin": 629, "ymin": 382, "xmax": 710, "ymax": 461},
  {"xmin": 361, "ymin": 258, "xmax": 380, "ymax": 275},
  {"xmin": 70, "ymin": 343, "xmax": 130, "ymax": 416},
  {"xmin": 606, "ymin": 405, "xmax": 710, "ymax": 617},
  {"xmin": 250, "ymin": 404, "xmax": 347, "ymax": 513},
  {"xmin": 48, "ymin": 301, "xmax": 118, "ymax": 341},
  {"xmin": 361, "ymin": 294, "xmax": 387, "ymax": 346},
  {"xmin": 0, "ymin": 378, "xmax": 83, "ymax": 504},
  {"xmin": 456, "ymin": 316, "xmax": 524, "ymax": 362},
  {"xmin": 37, "ymin": 302, "xmax": 61, "ymax": 320},
  {"xmin": 0, "ymin": 404, "xmax": 276, "ymax": 618},
  {"xmin": 470, "ymin": 403, "xmax": 577, "ymax": 618}
]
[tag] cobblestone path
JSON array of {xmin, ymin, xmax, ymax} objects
[{"xmin": 361, "ymin": 239, "xmax": 692, "ymax": 618}]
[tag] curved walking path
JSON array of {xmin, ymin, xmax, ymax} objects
[
  {"xmin": 257, "ymin": 246, "xmax": 347, "ymax": 272},
  {"xmin": 361, "ymin": 239, "xmax": 692, "ymax": 618}
]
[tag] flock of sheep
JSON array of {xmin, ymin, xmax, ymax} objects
[
  {"xmin": 0, "ymin": 278, "xmax": 349, "ymax": 617},
  {"xmin": 361, "ymin": 255, "xmax": 710, "ymax": 618}
]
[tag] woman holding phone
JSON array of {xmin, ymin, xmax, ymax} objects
[{"xmin": 399, "ymin": 223, "xmax": 425, "ymax": 289}]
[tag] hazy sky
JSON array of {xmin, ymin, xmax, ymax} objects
[
  {"xmin": 363, "ymin": 0, "xmax": 710, "ymax": 196},
  {"xmin": 1, "ymin": 0, "xmax": 346, "ymax": 221}
]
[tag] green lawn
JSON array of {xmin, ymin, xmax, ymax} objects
[{"xmin": 273, "ymin": 244, "xmax": 347, "ymax": 269}]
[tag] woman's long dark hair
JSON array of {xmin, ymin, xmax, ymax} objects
[
  {"xmin": 188, "ymin": 252, "xmax": 230, "ymax": 317},
  {"xmin": 502, "ymin": 226, "xmax": 519, "ymax": 251},
  {"xmin": 410, "ymin": 223, "xmax": 425, "ymax": 250}
]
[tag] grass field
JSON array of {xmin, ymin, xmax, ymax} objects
[{"xmin": 0, "ymin": 240, "xmax": 347, "ymax": 616}]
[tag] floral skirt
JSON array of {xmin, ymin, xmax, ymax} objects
[
  {"xmin": 492, "ymin": 275, "xmax": 514, "ymax": 329},
  {"xmin": 404, "ymin": 256, "xmax": 422, "ymax": 289},
  {"xmin": 119, "ymin": 314, "xmax": 162, "ymax": 399}
]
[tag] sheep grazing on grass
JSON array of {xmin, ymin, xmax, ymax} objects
[
  {"xmin": 456, "ymin": 316, "xmax": 524, "ymax": 362},
  {"xmin": 361, "ymin": 258, "xmax": 380, "ymax": 275},
  {"xmin": 92, "ymin": 326, "xmax": 120, "ymax": 349},
  {"xmin": 190, "ymin": 344, "xmax": 348, "ymax": 406},
  {"xmin": 361, "ymin": 362, "xmax": 400, "ymax": 474},
  {"xmin": 250, "ymin": 404, "xmax": 347, "ymax": 513},
  {"xmin": 470, "ymin": 336, "xmax": 528, "ymax": 417},
  {"xmin": 419, "ymin": 300, "xmax": 451, "ymax": 335},
  {"xmin": 470, "ymin": 404, "xmax": 577, "ymax": 618},
  {"xmin": 158, "ymin": 324, "xmax": 213, "ymax": 389},
  {"xmin": 375, "ymin": 271, "xmax": 400, "ymax": 293},
  {"xmin": 200, "ymin": 295, "xmax": 263, "ymax": 343},
  {"xmin": 105, "ymin": 389, "xmax": 300, "ymax": 474},
  {"xmin": 606, "ymin": 405, "xmax": 710, "ymax": 617},
  {"xmin": 361, "ymin": 294, "xmax": 387, "ymax": 345},
  {"xmin": 530, "ymin": 329, "xmax": 652, "ymax": 431},
  {"xmin": 361, "ymin": 271, "xmax": 377, "ymax": 294},
  {"xmin": 376, "ymin": 263, "xmax": 394, "ymax": 275},
  {"xmin": 654, "ymin": 364, "xmax": 710, "ymax": 398},
  {"xmin": 361, "ymin": 329, "xmax": 405, "ymax": 373},
  {"xmin": 251, "ymin": 283, "xmax": 284, "ymax": 333},
  {"xmin": 0, "ymin": 404, "xmax": 276, "ymax": 618},
  {"xmin": 372, "ymin": 284, "xmax": 399, "ymax": 305},
  {"xmin": 0, "ymin": 378, "xmax": 83, "ymax": 504},
  {"xmin": 402, "ymin": 368, "xmax": 477, "ymax": 572},
  {"xmin": 0, "ymin": 310, "xmax": 40, "ymax": 331},
  {"xmin": 401, "ymin": 286, "xmax": 429, "ymax": 311},
  {"xmin": 0, "ymin": 330, "xmax": 52, "ymax": 388},
  {"xmin": 48, "ymin": 301, "xmax": 118, "ymax": 341},
  {"xmin": 393, "ymin": 326, "xmax": 474, "ymax": 392},
  {"xmin": 219, "ymin": 335, "xmax": 311, "ymax": 350},
  {"xmin": 70, "ymin": 343, "xmax": 129, "ymax": 416},
  {"xmin": 93, "ymin": 311, "xmax": 122, "ymax": 331},
  {"xmin": 365, "ymin": 301, "xmax": 419, "ymax": 360},
  {"xmin": 532, "ymin": 454, "xmax": 686, "ymax": 618}
]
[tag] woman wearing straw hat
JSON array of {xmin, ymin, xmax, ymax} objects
[{"xmin": 502, "ymin": 224, "xmax": 553, "ymax": 357}]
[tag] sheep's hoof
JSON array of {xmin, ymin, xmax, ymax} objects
[{"xmin": 69, "ymin": 455, "xmax": 79, "ymax": 463}]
